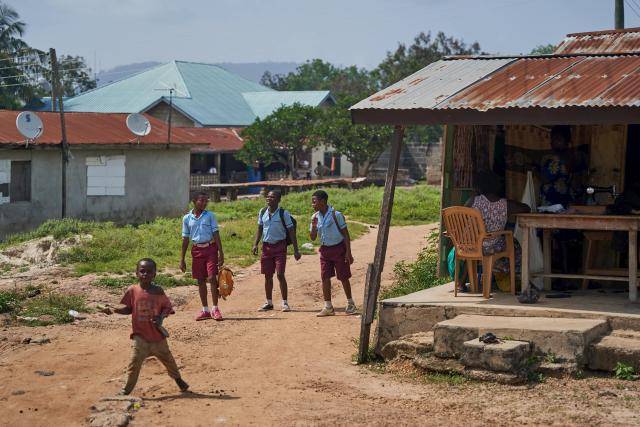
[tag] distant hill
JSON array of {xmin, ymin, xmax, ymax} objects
[{"xmin": 96, "ymin": 61, "xmax": 299, "ymax": 86}]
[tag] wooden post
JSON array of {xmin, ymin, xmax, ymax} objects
[
  {"xmin": 357, "ymin": 125, "xmax": 404, "ymax": 364},
  {"xmin": 543, "ymin": 229, "xmax": 552, "ymax": 290},
  {"xmin": 438, "ymin": 126, "xmax": 455, "ymax": 277},
  {"xmin": 50, "ymin": 48, "xmax": 69, "ymax": 218},
  {"xmin": 629, "ymin": 229, "xmax": 637, "ymax": 302}
]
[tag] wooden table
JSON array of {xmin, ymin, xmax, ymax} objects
[
  {"xmin": 202, "ymin": 177, "xmax": 367, "ymax": 201},
  {"xmin": 517, "ymin": 213, "xmax": 640, "ymax": 302}
]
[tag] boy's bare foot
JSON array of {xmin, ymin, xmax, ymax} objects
[{"xmin": 175, "ymin": 377, "xmax": 189, "ymax": 392}]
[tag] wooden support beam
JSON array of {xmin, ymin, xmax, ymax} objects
[{"xmin": 357, "ymin": 125, "xmax": 404, "ymax": 364}]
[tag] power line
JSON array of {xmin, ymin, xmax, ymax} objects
[
  {"xmin": 0, "ymin": 53, "xmax": 49, "ymax": 64},
  {"xmin": 626, "ymin": 0, "xmax": 640, "ymax": 19},
  {"xmin": 0, "ymin": 62, "xmax": 46, "ymax": 72}
]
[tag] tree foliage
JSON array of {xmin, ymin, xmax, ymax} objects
[
  {"xmin": 529, "ymin": 44, "xmax": 556, "ymax": 55},
  {"xmin": 237, "ymin": 104, "xmax": 321, "ymax": 176},
  {"xmin": 314, "ymin": 107, "xmax": 393, "ymax": 176},
  {"xmin": 261, "ymin": 59, "xmax": 375, "ymax": 105},
  {"xmin": 58, "ymin": 55, "xmax": 96, "ymax": 96}
]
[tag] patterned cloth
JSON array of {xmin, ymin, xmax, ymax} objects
[
  {"xmin": 540, "ymin": 154, "xmax": 573, "ymax": 206},
  {"xmin": 471, "ymin": 195, "xmax": 521, "ymax": 274}
]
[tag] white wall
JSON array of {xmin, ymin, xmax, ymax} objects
[{"xmin": 311, "ymin": 145, "xmax": 353, "ymax": 177}]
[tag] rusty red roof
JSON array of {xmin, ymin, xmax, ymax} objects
[
  {"xmin": 179, "ymin": 127, "xmax": 244, "ymax": 153},
  {"xmin": 439, "ymin": 55, "xmax": 640, "ymax": 110},
  {"xmin": 0, "ymin": 110, "xmax": 242, "ymax": 151},
  {"xmin": 555, "ymin": 27, "xmax": 640, "ymax": 54}
]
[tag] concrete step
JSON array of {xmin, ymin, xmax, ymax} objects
[
  {"xmin": 588, "ymin": 329, "xmax": 640, "ymax": 372},
  {"xmin": 433, "ymin": 314, "xmax": 609, "ymax": 365},
  {"xmin": 461, "ymin": 339, "xmax": 531, "ymax": 372},
  {"xmin": 380, "ymin": 331, "xmax": 434, "ymax": 361}
]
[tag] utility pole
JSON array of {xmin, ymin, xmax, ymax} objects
[
  {"xmin": 167, "ymin": 87, "xmax": 174, "ymax": 148},
  {"xmin": 616, "ymin": 0, "xmax": 624, "ymax": 29},
  {"xmin": 50, "ymin": 48, "xmax": 69, "ymax": 218}
]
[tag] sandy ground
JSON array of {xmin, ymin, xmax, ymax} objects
[{"xmin": 1, "ymin": 223, "xmax": 640, "ymax": 426}]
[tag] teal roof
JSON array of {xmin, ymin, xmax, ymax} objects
[
  {"xmin": 62, "ymin": 61, "xmax": 331, "ymax": 126},
  {"xmin": 243, "ymin": 91, "xmax": 334, "ymax": 119}
]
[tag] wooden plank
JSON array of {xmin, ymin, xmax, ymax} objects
[
  {"xmin": 517, "ymin": 214, "xmax": 640, "ymax": 231},
  {"xmin": 531, "ymin": 273, "xmax": 631, "ymax": 282},
  {"xmin": 357, "ymin": 125, "xmax": 404, "ymax": 364},
  {"xmin": 630, "ymin": 230, "xmax": 638, "ymax": 302}
]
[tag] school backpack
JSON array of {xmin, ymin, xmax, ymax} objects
[{"xmin": 259, "ymin": 207, "xmax": 297, "ymax": 245}]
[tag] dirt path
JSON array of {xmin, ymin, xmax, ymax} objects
[{"xmin": 0, "ymin": 224, "xmax": 439, "ymax": 426}]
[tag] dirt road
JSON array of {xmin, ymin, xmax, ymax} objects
[{"xmin": 0, "ymin": 224, "xmax": 437, "ymax": 426}]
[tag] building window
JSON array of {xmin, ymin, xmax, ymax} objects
[
  {"xmin": 0, "ymin": 160, "xmax": 31, "ymax": 204},
  {"xmin": 86, "ymin": 155, "xmax": 125, "ymax": 196}
]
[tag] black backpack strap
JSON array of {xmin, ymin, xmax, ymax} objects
[
  {"xmin": 279, "ymin": 208, "xmax": 287, "ymax": 230},
  {"xmin": 332, "ymin": 209, "xmax": 344, "ymax": 234}
]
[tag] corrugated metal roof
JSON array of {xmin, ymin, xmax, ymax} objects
[
  {"xmin": 53, "ymin": 61, "xmax": 332, "ymax": 127},
  {"xmin": 349, "ymin": 58, "xmax": 514, "ymax": 111},
  {"xmin": 438, "ymin": 55, "xmax": 640, "ymax": 110},
  {"xmin": 0, "ymin": 110, "xmax": 240, "ymax": 150},
  {"xmin": 555, "ymin": 28, "xmax": 640, "ymax": 54},
  {"xmin": 243, "ymin": 91, "xmax": 334, "ymax": 119}
]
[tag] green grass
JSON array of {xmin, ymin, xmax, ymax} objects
[
  {"xmin": 381, "ymin": 232, "xmax": 449, "ymax": 300},
  {"xmin": 93, "ymin": 273, "xmax": 197, "ymax": 290},
  {"xmin": 1, "ymin": 185, "xmax": 438, "ymax": 276},
  {"xmin": 0, "ymin": 286, "xmax": 88, "ymax": 326}
]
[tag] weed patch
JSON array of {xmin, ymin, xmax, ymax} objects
[
  {"xmin": 614, "ymin": 362, "xmax": 637, "ymax": 381},
  {"xmin": 0, "ymin": 287, "xmax": 88, "ymax": 326}
]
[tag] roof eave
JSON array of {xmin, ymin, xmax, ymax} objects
[{"xmin": 350, "ymin": 105, "xmax": 640, "ymax": 126}]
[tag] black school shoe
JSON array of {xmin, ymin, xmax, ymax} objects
[{"xmin": 258, "ymin": 302, "xmax": 274, "ymax": 311}]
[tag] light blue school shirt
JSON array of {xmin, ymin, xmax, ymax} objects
[
  {"xmin": 258, "ymin": 207, "xmax": 294, "ymax": 243},
  {"xmin": 310, "ymin": 206, "xmax": 347, "ymax": 246},
  {"xmin": 182, "ymin": 210, "xmax": 219, "ymax": 244}
]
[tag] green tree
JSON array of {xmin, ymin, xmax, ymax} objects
[
  {"xmin": 237, "ymin": 104, "xmax": 321, "ymax": 177},
  {"xmin": 0, "ymin": 2, "xmax": 25, "ymax": 51},
  {"xmin": 529, "ymin": 44, "xmax": 556, "ymax": 55},
  {"xmin": 314, "ymin": 107, "xmax": 394, "ymax": 176},
  {"xmin": 58, "ymin": 55, "xmax": 96, "ymax": 96},
  {"xmin": 261, "ymin": 59, "xmax": 375, "ymax": 104}
]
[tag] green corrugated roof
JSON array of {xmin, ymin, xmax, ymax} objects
[
  {"xmin": 61, "ymin": 61, "xmax": 332, "ymax": 126},
  {"xmin": 242, "ymin": 91, "xmax": 334, "ymax": 119}
]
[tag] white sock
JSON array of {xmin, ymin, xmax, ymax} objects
[
  {"xmin": 347, "ymin": 298, "xmax": 355, "ymax": 305},
  {"xmin": 266, "ymin": 299, "xmax": 273, "ymax": 305},
  {"xmin": 202, "ymin": 306, "xmax": 210, "ymax": 312},
  {"xmin": 282, "ymin": 300, "xmax": 288, "ymax": 306},
  {"xmin": 324, "ymin": 301, "xmax": 333, "ymax": 309},
  {"xmin": 212, "ymin": 305, "xmax": 218, "ymax": 311}
]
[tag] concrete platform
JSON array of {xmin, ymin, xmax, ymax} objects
[
  {"xmin": 377, "ymin": 282, "xmax": 640, "ymax": 353},
  {"xmin": 461, "ymin": 339, "xmax": 531, "ymax": 372}
]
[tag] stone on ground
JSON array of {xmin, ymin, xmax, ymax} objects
[
  {"xmin": 380, "ymin": 331, "xmax": 434, "ymax": 361},
  {"xmin": 588, "ymin": 329, "xmax": 640, "ymax": 372},
  {"xmin": 413, "ymin": 353, "xmax": 464, "ymax": 375},
  {"xmin": 460, "ymin": 339, "xmax": 530, "ymax": 372},
  {"xmin": 433, "ymin": 314, "xmax": 608, "ymax": 364}
]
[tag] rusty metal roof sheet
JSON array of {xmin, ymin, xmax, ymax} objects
[
  {"xmin": 438, "ymin": 55, "xmax": 640, "ymax": 110},
  {"xmin": 0, "ymin": 110, "xmax": 239, "ymax": 151},
  {"xmin": 555, "ymin": 28, "xmax": 640, "ymax": 54},
  {"xmin": 349, "ymin": 58, "xmax": 514, "ymax": 111}
]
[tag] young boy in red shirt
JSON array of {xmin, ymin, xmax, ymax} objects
[{"xmin": 115, "ymin": 258, "xmax": 189, "ymax": 395}]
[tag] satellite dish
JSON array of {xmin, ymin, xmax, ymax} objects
[
  {"xmin": 126, "ymin": 113, "xmax": 151, "ymax": 137},
  {"xmin": 16, "ymin": 111, "xmax": 44, "ymax": 143}
]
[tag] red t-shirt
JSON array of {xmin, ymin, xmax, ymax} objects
[{"xmin": 120, "ymin": 284, "xmax": 175, "ymax": 342}]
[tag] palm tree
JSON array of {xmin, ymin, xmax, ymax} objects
[{"xmin": 0, "ymin": 2, "xmax": 25, "ymax": 52}]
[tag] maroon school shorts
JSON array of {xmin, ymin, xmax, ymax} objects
[
  {"xmin": 319, "ymin": 241, "xmax": 352, "ymax": 281},
  {"xmin": 191, "ymin": 243, "xmax": 218, "ymax": 280},
  {"xmin": 261, "ymin": 240, "xmax": 287, "ymax": 276}
]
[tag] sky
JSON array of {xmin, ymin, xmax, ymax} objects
[{"xmin": 11, "ymin": 0, "xmax": 640, "ymax": 72}]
